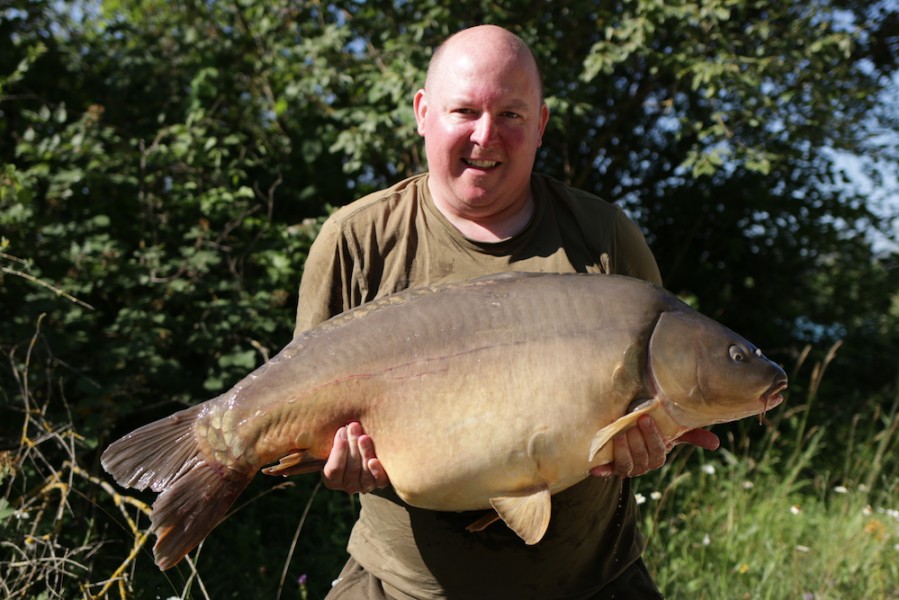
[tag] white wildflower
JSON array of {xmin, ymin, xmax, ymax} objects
[
  {"xmin": 833, "ymin": 485, "xmax": 848, "ymax": 494},
  {"xmin": 650, "ymin": 491, "xmax": 662, "ymax": 501},
  {"xmin": 795, "ymin": 545, "xmax": 810, "ymax": 553},
  {"xmin": 702, "ymin": 533, "xmax": 711, "ymax": 546},
  {"xmin": 742, "ymin": 481, "xmax": 754, "ymax": 490},
  {"xmin": 863, "ymin": 505, "xmax": 873, "ymax": 516},
  {"xmin": 635, "ymin": 493, "xmax": 646, "ymax": 505},
  {"xmin": 858, "ymin": 483, "xmax": 869, "ymax": 493},
  {"xmin": 790, "ymin": 505, "xmax": 802, "ymax": 515},
  {"xmin": 701, "ymin": 464, "xmax": 716, "ymax": 476}
]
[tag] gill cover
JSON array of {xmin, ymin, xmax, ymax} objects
[{"xmin": 648, "ymin": 310, "xmax": 777, "ymax": 423}]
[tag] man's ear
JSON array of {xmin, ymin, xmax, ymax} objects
[
  {"xmin": 413, "ymin": 89, "xmax": 428, "ymax": 136},
  {"xmin": 537, "ymin": 102, "xmax": 549, "ymax": 146}
]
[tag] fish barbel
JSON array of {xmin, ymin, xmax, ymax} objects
[{"xmin": 101, "ymin": 272, "xmax": 787, "ymax": 569}]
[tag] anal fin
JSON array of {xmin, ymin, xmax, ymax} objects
[
  {"xmin": 489, "ymin": 485, "xmax": 552, "ymax": 545},
  {"xmin": 262, "ymin": 450, "xmax": 325, "ymax": 476}
]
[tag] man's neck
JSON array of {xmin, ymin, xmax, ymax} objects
[{"xmin": 431, "ymin": 190, "xmax": 535, "ymax": 243}]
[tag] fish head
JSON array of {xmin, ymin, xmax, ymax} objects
[{"xmin": 647, "ymin": 309, "xmax": 788, "ymax": 427}]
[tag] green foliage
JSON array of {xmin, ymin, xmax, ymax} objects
[
  {"xmin": 580, "ymin": 0, "xmax": 861, "ymax": 177},
  {"xmin": 636, "ymin": 364, "xmax": 899, "ymax": 599},
  {"xmin": 1, "ymin": 0, "xmax": 897, "ymax": 598}
]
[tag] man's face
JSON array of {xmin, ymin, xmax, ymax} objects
[{"xmin": 414, "ymin": 43, "xmax": 549, "ymax": 219}]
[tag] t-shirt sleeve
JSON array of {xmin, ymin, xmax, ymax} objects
[
  {"xmin": 294, "ymin": 217, "xmax": 360, "ymax": 335},
  {"xmin": 613, "ymin": 210, "xmax": 663, "ymax": 286}
]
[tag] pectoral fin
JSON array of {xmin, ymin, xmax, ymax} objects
[
  {"xmin": 489, "ymin": 485, "xmax": 552, "ymax": 545},
  {"xmin": 262, "ymin": 450, "xmax": 325, "ymax": 476},
  {"xmin": 588, "ymin": 399, "xmax": 660, "ymax": 462}
]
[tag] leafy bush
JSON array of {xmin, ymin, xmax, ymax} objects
[{"xmin": 2, "ymin": 1, "xmax": 897, "ymax": 598}]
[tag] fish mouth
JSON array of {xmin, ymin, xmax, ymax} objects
[{"xmin": 757, "ymin": 378, "xmax": 788, "ymax": 424}]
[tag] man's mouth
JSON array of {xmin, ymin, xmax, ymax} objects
[{"xmin": 463, "ymin": 158, "xmax": 500, "ymax": 169}]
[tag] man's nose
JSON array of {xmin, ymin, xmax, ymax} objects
[{"xmin": 471, "ymin": 114, "xmax": 498, "ymax": 147}]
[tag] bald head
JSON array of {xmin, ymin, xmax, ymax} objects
[{"xmin": 425, "ymin": 25, "xmax": 544, "ymax": 100}]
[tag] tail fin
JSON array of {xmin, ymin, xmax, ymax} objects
[
  {"xmin": 149, "ymin": 458, "xmax": 252, "ymax": 569},
  {"xmin": 101, "ymin": 404, "xmax": 253, "ymax": 570}
]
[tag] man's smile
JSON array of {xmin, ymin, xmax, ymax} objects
[{"xmin": 463, "ymin": 158, "xmax": 501, "ymax": 168}]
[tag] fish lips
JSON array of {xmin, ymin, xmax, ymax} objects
[{"xmin": 761, "ymin": 377, "xmax": 788, "ymax": 410}]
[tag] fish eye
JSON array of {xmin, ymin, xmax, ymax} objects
[{"xmin": 728, "ymin": 345, "xmax": 746, "ymax": 363}]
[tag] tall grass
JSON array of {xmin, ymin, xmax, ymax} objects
[
  {"xmin": 637, "ymin": 343, "xmax": 899, "ymax": 599},
  {"xmin": 0, "ymin": 315, "xmax": 159, "ymax": 600},
  {"xmin": 0, "ymin": 318, "xmax": 354, "ymax": 600},
  {"xmin": 2, "ymin": 329, "xmax": 897, "ymax": 599}
]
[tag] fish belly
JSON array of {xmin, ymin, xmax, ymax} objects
[{"xmin": 347, "ymin": 335, "xmax": 630, "ymax": 510}]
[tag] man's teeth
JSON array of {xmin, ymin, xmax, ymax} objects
[{"xmin": 464, "ymin": 159, "xmax": 499, "ymax": 168}]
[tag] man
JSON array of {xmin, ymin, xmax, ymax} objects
[{"xmin": 295, "ymin": 25, "xmax": 718, "ymax": 599}]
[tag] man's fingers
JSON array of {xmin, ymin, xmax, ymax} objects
[
  {"xmin": 358, "ymin": 433, "xmax": 390, "ymax": 489},
  {"xmin": 637, "ymin": 415, "xmax": 667, "ymax": 473},
  {"xmin": 355, "ymin": 431, "xmax": 376, "ymax": 492},
  {"xmin": 344, "ymin": 422, "xmax": 364, "ymax": 488},
  {"xmin": 367, "ymin": 458, "xmax": 389, "ymax": 488},
  {"xmin": 675, "ymin": 428, "xmax": 720, "ymax": 451},
  {"xmin": 322, "ymin": 426, "xmax": 349, "ymax": 490},
  {"xmin": 624, "ymin": 425, "xmax": 650, "ymax": 475},
  {"xmin": 611, "ymin": 433, "xmax": 635, "ymax": 477},
  {"xmin": 589, "ymin": 464, "xmax": 614, "ymax": 477},
  {"xmin": 321, "ymin": 422, "xmax": 389, "ymax": 494}
]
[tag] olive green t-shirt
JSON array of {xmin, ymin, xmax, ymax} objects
[{"xmin": 295, "ymin": 173, "xmax": 662, "ymax": 599}]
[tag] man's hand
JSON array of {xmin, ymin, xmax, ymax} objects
[
  {"xmin": 322, "ymin": 422, "xmax": 390, "ymax": 493},
  {"xmin": 589, "ymin": 416, "xmax": 720, "ymax": 478}
]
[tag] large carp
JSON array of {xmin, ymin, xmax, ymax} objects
[{"xmin": 102, "ymin": 272, "xmax": 787, "ymax": 570}]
